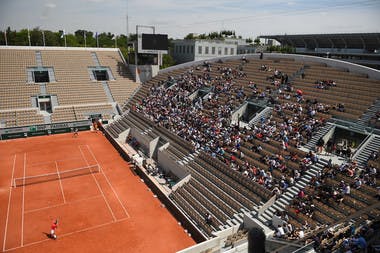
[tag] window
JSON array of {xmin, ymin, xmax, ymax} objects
[
  {"xmin": 33, "ymin": 71, "xmax": 49, "ymax": 83},
  {"xmin": 205, "ymin": 46, "xmax": 209, "ymax": 54},
  {"xmin": 212, "ymin": 47, "xmax": 215, "ymax": 54},
  {"xmin": 198, "ymin": 46, "xmax": 202, "ymax": 54},
  {"xmin": 224, "ymin": 48, "xmax": 228, "ymax": 55},
  {"xmin": 191, "ymin": 46, "xmax": 194, "ymax": 53},
  {"xmin": 37, "ymin": 95, "xmax": 52, "ymax": 113},
  {"xmin": 187, "ymin": 45, "xmax": 190, "ymax": 54},
  {"xmin": 230, "ymin": 48, "xmax": 235, "ymax": 55},
  {"xmin": 93, "ymin": 70, "xmax": 109, "ymax": 81},
  {"xmin": 218, "ymin": 47, "xmax": 222, "ymax": 55}
]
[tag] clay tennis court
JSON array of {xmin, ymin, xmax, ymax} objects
[{"xmin": 0, "ymin": 131, "xmax": 195, "ymax": 253}]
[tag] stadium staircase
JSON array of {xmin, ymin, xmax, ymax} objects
[
  {"xmin": 254, "ymin": 159, "xmax": 327, "ymax": 226},
  {"xmin": 304, "ymin": 123, "xmax": 335, "ymax": 150},
  {"xmin": 248, "ymin": 107, "xmax": 273, "ymax": 126},
  {"xmin": 39, "ymin": 110, "xmax": 51, "ymax": 124},
  {"xmin": 91, "ymin": 52, "xmax": 101, "ymax": 66},
  {"xmin": 39, "ymin": 83, "xmax": 47, "ymax": 94},
  {"xmin": 356, "ymin": 99, "xmax": 380, "ymax": 128},
  {"xmin": 35, "ymin": 51, "xmax": 43, "ymax": 67},
  {"xmin": 101, "ymin": 81, "xmax": 115, "ymax": 103},
  {"xmin": 352, "ymin": 134, "xmax": 380, "ymax": 167}
]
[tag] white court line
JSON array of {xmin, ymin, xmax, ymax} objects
[
  {"xmin": 3, "ymin": 217, "xmax": 129, "ymax": 252},
  {"xmin": 24, "ymin": 195, "xmax": 102, "ymax": 214},
  {"xmin": 55, "ymin": 161, "xmax": 66, "ymax": 204},
  {"xmin": 86, "ymin": 145, "xmax": 130, "ymax": 218},
  {"xmin": 21, "ymin": 153, "xmax": 26, "ymax": 247},
  {"xmin": 78, "ymin": 146, "xmax": 116, "ymax": 221},
  {"xmin": 2, "ymin": 154, "xmax": 17, "ymax": 252}
]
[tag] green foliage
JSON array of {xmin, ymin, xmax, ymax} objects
[
  {"xmin": 0, "ymin": 27, "xmax": 135, "ymax": 49},
  {"xmin": 184, "ymin": 33, "xmax": 195, "ymax": 40},
  {"xmin": 161, "ymin": 54, "xmax": 175, "ymax": 69},
  {"xmin": 220, "ymin": 30, "xmax": 235, "ymax": 37},
  {"xmin": 183, "ymin": 30, "xmax": 240, "ymax": 40},
  {"xmin": 267, "ymin": 45, "xmax": 295, "ymax": 53},
  {"xmin": 254, "ymin": 38, "xmax": 261, "ymax": 45}
]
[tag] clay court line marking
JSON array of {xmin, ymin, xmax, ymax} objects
[
  {"xmin": 3, "ymin": 217, "xmax": 129, "ymax": 252},
  {"xmin": 78, "ymin": 145, "xmax": 117, "ymax": 221},
  {"xmin": 24, "ymin": 195, "xmax": 103, "ymax": 214},
  {"xmin": 86, "ymin": 145, "xmax": 130, "ymax": 219},
  {"xmin": 21, "ymin": 152, "xmax": 26, "ymax": 247},
  {"xmin": 2, "ymin": 154, "xmax": 16, "ymax": 252},
  {"xmin": 55, "ymin": 161, "xmax": 66, "ymax": 204}
]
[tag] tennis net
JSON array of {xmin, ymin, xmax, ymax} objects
[{"xmin": 13, "ymin": 164, "xmax": 100, "ymax": 187}]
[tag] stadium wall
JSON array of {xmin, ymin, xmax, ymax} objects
[
  {"xmin": 159, "ymin": 53, "xmax": 380, "ymax": 80},
  {"xmin": 128, "ymin": 64, "xmax": 159, "ymax": 83},
  {"xmin": 101, "ymin": 125, "xmax": 207, "ymax": 243}
]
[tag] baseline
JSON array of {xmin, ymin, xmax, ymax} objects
[{"xmin": 3, "ymin": 217, "xmax": 129, "ymax": 252}]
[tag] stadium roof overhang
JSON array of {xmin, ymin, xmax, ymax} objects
[{"xmin": 259, "ymin": 33, "xmax": 380, "ymax": 51}]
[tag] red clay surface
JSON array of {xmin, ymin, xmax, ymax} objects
[{"xmin": 0, "ymin": 131, "xmax": 195, "ymax": 253}]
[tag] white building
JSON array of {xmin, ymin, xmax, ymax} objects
[{"xmin": 172, "ymin": 39, "xmax": 238, "ymax": 64}]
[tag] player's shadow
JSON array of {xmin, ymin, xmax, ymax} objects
[{"xmin": 42, "ymin": 232, "xmax": 54, "ymax": 239}]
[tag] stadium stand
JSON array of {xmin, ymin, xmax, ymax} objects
[
  {"xmin": 105, "ymin": 53, "xmax": 380, "ymax": 252},
  {"xmin": 0, "ymin": 47, "xmax": 138, "ymax": 127}
]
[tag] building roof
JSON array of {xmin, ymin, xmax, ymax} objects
[{"xmin": 259, "ymin": 33, "xmax": 380, "ymax": 51}]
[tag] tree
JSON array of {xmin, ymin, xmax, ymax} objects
[
  {"xmin": 254, "ymin": 38, "xmax": 261, "ymax": 45},
  {"xmin": 208, "ymin": 31, "xmax": 222, "ymax": 40},
  {"xmin": 30, "ymin": 28, "xmax": 42, "ymax": 46},
  {"xmin": 16, "ymin": 29, "xmax": 29, "ymax": 46},
  {"xmin": 44, "ymin": 30, "xmax": 60, "ymax": 46},
  {"xmin": 66, "ymin": 34, "xmax": 79, "ymax": 47},
  {"xmin": 198, "ymin": 34, "xmax": 207, "ymax": 39},
  {"xmin": 184, "ymin": 33, "xmax": 195, "ymax": 40},
  {"xmin": 161, "ymin": 54, "xmax": 175, "ymax": 69},
  {"xmin": 220, "ymin": 30, "xmax": 236, "ymax": 38},
  {"xmin": 246, "ymin": 38, "xmax": 253, "ymax": 44}
]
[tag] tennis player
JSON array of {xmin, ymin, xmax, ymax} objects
[
  {"xmin": 73, "ymin": 128, "xmax": 79, "ymax": 137},
  {"xmin": 50, "ymin": 219, "xmax": 58, "ymax": 239}
]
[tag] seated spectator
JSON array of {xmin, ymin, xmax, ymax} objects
[
  {"xmin": 276, "ymin": 225, "xmax": 286, "ymax": 238},
  {"xmin": 337, "ymin": 103, "xmax": 345, "ymax": 112},
  {"xmin": 205, "ymin": 213, "xmax": 213, "ymax": 225}
]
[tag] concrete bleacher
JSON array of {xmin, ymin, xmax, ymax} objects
[
  {"xmin": 107, "ymin": 54, "xmax": 380, "ymax": 249},
  {"xmin": 291, "ymin": 64, "xmax": 380, "ymax": 121},
  {"xmin": 0, "ymin": 47, "xmax": 139, "ymax": 127},
  {"xmin": 0, "ymin": 49, "xmax": 36, "ymax": 84},
  {"xmin": 0, "ymin": 108, "xmax": 45, "ymax": 127},
  {"xmin": 51, "ymin": 103, "xmax": 114, "ymax": 123}
]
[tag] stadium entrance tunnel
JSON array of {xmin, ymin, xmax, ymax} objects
[
  {"xmin": 317, "ymin": 125, "xmax": 368, "ymax": 159},
  {"xmin": 231, "ymin": 102, "xmax": 266, "ymax": 126}
]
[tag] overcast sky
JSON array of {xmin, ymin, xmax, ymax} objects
[{"xmin": 0, "ymin": 0, "xmax": 379, "ymax": 39}]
